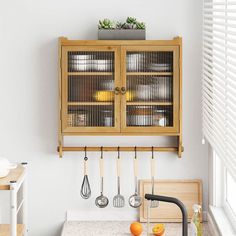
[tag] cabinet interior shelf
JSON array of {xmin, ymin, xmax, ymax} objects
[
  {"xmin": 127, "ymin": 102, "xmax": 173, "ymax": 106},
  {"xmin": 68, "ymin": 72, "xmax": 113, "ymax": 76},
  {"xmin": 67, "ymin": 102, "xmax": 173, "ymax": 106},
  {"xmin": 126, "ymin": 72, "xmax": 173, "ymax": 76},
  {"xmin": 67, "ymin": 72, "xmax": 173, "ymax": 76},
  {"xmin": 68, "ymin": 102, "xmax": 113, "ymax": 106}
]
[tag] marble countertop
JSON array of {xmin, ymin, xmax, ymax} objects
[{"xmin": 61, "ymin": 221, "xmax": 213, "ymax": 236}]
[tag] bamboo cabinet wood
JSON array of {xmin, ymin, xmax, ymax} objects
[{"xmin": 58, "ymin": 37, "xmax": 183, "ymax": 157}]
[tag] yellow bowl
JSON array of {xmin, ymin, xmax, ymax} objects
[
  {"xmin": 126, "ymin": 91, "xmax": 135, "ymax": 101},
  {"xmin": 94, "ymin": 91, "xmax": 114, "ymax": 102}
]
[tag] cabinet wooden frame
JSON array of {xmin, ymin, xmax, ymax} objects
[
  {"xmin": 61, "ymin": 45, "xmax": 121, "ymax": 133},
  {"xmin": 58, "ymin": 37, "xmax": 183, "ymax": 157}
]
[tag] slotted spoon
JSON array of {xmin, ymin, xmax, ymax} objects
[
  {"xmin": 150, "ymin": 146, "xmax": 159, "ymax": 208},
  {"xmin": 95, "ymin": 147, "xmax": 109, "ymax": 208},
  {"xmin": 80, "ymin": 147, "xmax": 91, "ymax": 199},
  {"xmin": 129, "ymin": 147, "xmax": 142, "ymax": 208},
  {"xmin": 113, "ymin": 147, "xmax": 125, "ymax": 208}
]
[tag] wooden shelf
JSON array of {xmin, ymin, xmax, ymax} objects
[
  {"xmin": 0, "ymin": 165, "xmax": 25, "ymax": 190},
  {"xmin": 0, "ymin": 224, "xmax": 24, "ymax": 236},
  {"xmin": 127, "ymin": 102, "xmax": 173, "ymax": 106},
  {"xmin": 68, "ymin": 102, "xmax": 113, "ymax": 106},
  {"xmin": 68, "ymin": 72, "xmax": 113, "ymax": 76},
  {"xmin": 126, "ymin": 72, "xmax": 173, "ymax": 76},
  {"xmin": 60, "ymin": 146, "xmax": 178, "ymax": 152}
]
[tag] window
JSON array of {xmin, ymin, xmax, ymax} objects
[
  {"xmin": 213, "ymin": 151, "xmax": 236, "ymax": 232},
  {"xmin": 203, "ymin": 0, "xmax": 236, "ymax": 233},
  {"xmin": 225, "ymin": 170, "xmax": 236, "ymax": 221},
  {"xmin": 202, "ymin": 0, "xmax": 236, "ymax": 202}
]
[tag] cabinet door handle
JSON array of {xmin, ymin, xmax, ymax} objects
[
  {"xmin": 114, "ymin": 87, "xmax": 120, "ymax": 95},
  {"xmin": 121, "ymin": 87, "xmax": 126, "ymax": 94}
]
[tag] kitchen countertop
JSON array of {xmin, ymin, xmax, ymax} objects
[{"xmin": 61, "ymin": 221, "xmax": 213, "ymax": 236}]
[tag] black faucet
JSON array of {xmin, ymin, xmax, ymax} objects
[{"xmin": 145, "ymin": 194, "xmax": 188, "ymax": 236}]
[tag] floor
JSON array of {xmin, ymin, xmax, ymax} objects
[{"xmin": 61, "ymin": 221, "xmax": 213, "ymax": 236}]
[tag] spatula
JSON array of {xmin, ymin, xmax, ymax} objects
[{"xmin": 150, "ymin": 146, "xmax": 159, "ymax": 208}]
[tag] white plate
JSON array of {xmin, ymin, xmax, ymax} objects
[{"xmin": 69, "ymin": 55, "xmax": 92, "ymax": 60}]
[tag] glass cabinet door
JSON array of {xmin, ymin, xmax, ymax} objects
[
  {"xmin": 121, "ymin": 46, "xmax": 180, "ymax": 133},
  {"xmin": 61, "ymin": 46, "xmax": 120, "ymax": 133}
]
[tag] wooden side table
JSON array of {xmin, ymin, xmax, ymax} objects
[{"xmin": 0, "ymin": 163, "xmax": 28, "ymax": 236}]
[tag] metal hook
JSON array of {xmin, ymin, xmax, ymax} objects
[
  {"xmin": 134, "ymin": 146, "xmax": 137, "ymax": 159},
  {"xmin": 84, "ymin": 146, "xmax": 88, "ymax": 161},
  {"xmin": 152, "ymin": 146, "xmax": 154, "ymax": 159},
  {"xmin": 118, "ymin": 146, "xmax": 120, "ymax": 159},
  {"xmin": 101, "ymin": 146, "xmax": 103, "ymax": 159}
]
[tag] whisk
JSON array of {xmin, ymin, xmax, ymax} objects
[{"xmin": 80, "ymin": 146, "xmax": 91, "ymax": 199}]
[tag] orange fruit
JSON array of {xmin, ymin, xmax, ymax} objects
[
  {"xmin": 152, "ymin": 224, "xmax": 165, "ymax": 236},
  {"xmin": 130, "ymin": 222, "xmax": 143, "ymax": 236}
]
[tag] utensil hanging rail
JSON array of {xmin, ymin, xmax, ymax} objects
[{"xmin": 57, "ymin": 146, "xmax": 184, "ymax": 157}]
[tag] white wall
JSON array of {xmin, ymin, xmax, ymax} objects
[{"xmin": 0, "ymin": 0, "xmax": 208, "ymax": 235}]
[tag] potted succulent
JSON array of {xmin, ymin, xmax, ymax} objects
[{"xmin": 98, "ymin": 17, "xmax": 146, "ymax": 40}]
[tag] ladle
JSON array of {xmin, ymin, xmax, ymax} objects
[{"xmin": 95, "ymin": 147, "xmax": 109, "ymax": 208}]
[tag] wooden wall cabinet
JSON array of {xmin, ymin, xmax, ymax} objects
[{"xmin": 58, "ymin": 37, "xmax": 183, "ymax": 157}]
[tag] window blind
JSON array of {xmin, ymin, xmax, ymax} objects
[{"xmin": 202, "ymin": 0, "xmax": 236, "ymax": 180}]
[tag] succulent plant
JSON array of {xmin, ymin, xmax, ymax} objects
[
  {"xmin": 122, "ymin": 23, "xmax": 135, "ymax": 29},
  {"xmin": 136, "ymin": 22, "xmax": 146, "ymax": 30},
  {"xmin": 98, "ymin": 17, "xmax": 145, "ymax": 30},
  {"xmin": 98, "ymin": 19, "xmax": 115, "ymax": 29},
  {"xmin": 116, "ymin": 21, "xmax": 124, "ymax": 29},
  {"xmin": 126, "ymin": 17, "xmax": 137, "ymax": 25}
]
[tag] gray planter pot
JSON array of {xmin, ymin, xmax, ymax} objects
[{"xmin": 98, "ymin": 29, "xmax": 146, "ymax": 40}]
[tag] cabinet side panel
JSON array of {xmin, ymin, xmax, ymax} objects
[{"xmin": 58, "ymin": 38, "xmax": 63, "ymax": 151}]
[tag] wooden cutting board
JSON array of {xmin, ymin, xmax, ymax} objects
[{"xmin": 139, "ymin": 179, "xmax": 202, "ymax": 223}]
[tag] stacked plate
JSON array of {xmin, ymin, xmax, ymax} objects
[
  {"xmin": 148, "ymin": 63, "xmax": 171, "ymax": 72},
  {"xmin": 94, "ymin": 59, "xmax": 112, "ymax": 71},
  {"xmin": 69, "ymin": 55, "xmax": 92, "ymax": 71},
  {"xmin": 69, "ymin": 54, "xmax": 112, "ymax": 72}
]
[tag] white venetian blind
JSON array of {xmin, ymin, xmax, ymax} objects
[{"xmin": 202, "ymin": 0, "xmax": 236, "ymax": 180}]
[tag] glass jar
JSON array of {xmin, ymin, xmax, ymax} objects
[
  {"xmin": 101, "ymin": 110, "xmax": 113, "ymax": 127},
  {"xmin": 153, "ymin": 109, "xmax": 167, "ymax": 127},
  {"xmin": 73, "ymin": 110, "xmax": 88, "ymax": 127}
]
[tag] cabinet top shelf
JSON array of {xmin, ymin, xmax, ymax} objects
[{"xmin": 59, "ymin": 36, "xmax": 182, "ymax": 46}]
